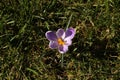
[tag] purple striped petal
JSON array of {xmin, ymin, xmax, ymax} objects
[
  {"xmin": 65, "ymin": 27, "xmax": 75, "ymax": 39},
  {"xmin": 45, "ymin": 31, "xmax": 57, "ymax": 41},
  {"xmin": 56, "ymin": 29, "xmax": 65, "ymax": 39},
  {"xmin": 58, "ymin": 45, "xmax": 68, "ymax": 53},
  {"xmin": 64, "ymin": 39, "xmax": 72, "ymax": 46},
  {"xmin": 49, "ymin": 41, "xmax": 58, "ymax": 49}
]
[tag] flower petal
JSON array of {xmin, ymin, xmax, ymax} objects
[
  {"xmin": 64, "ymin": 39, "xmax": 72, "ymax": 46},
  {"xmin": 65, "ymin": 27, "xmax": 75, "ymax": 39},
  {"xmin": 45, "ymin": 31, "xmax": 57, "ymax": 41},
  {"xmin": 58, "ymin": 45, "xmax": 68, "ymax": 53},
  {"xmin": 56, "ymin": 29, "xmax": 65, "ymax": 39},
  {"xmin": 49, "ymin": 41, "xmax": 58, "ymax": 49}
]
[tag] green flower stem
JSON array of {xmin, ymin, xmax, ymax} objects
[{"xmin": 61, "ymin": 54, "xmax": 64, "ymax": 67}]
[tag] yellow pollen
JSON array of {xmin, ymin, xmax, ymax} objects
[{"xmin": 57, "ymin": 38, "xmax": 65, "ymax": 45}]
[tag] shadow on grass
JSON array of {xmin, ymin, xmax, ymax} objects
[
  {"xmin": 90, "ymin": 38, "xmax": 118, "ymax": 59},
  {"xmin": 70, "ymin": 37, "xmax": 118, "ymax": 61}
]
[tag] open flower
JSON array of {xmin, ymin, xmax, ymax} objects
[{"xmin": 45, "ymin": 28, "xmax": 75, "ymax": 53}]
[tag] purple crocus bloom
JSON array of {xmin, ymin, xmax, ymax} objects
[{"xmin": 45, "ymin": 28, "xmax": 75, "ymax": 53}]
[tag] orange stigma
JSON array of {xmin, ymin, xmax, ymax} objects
[{"xmin": 57, "ymin": 38, "xmax": 65, "ymax": 45}]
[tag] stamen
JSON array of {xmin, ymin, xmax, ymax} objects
[{"xmin": 57, "ymin": 38, "xmax": 65, "ymax": 45}]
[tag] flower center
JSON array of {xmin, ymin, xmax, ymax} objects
[{"xmin": 57, "ymin": 38, "xmax": 65, "ymax": 45}]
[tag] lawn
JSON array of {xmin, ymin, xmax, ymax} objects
[{"xmin": 0, "ymin": 0, "xmax": 120, "ymax": 79}]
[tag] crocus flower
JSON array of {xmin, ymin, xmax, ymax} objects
[{"xmin": 45, "ymin": 28, "xmax": 75, "ymax": 53}]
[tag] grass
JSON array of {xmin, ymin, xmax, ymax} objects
[{"xmin": 0, "ymin": 0, "xmax": 120, "ymax": 79}]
